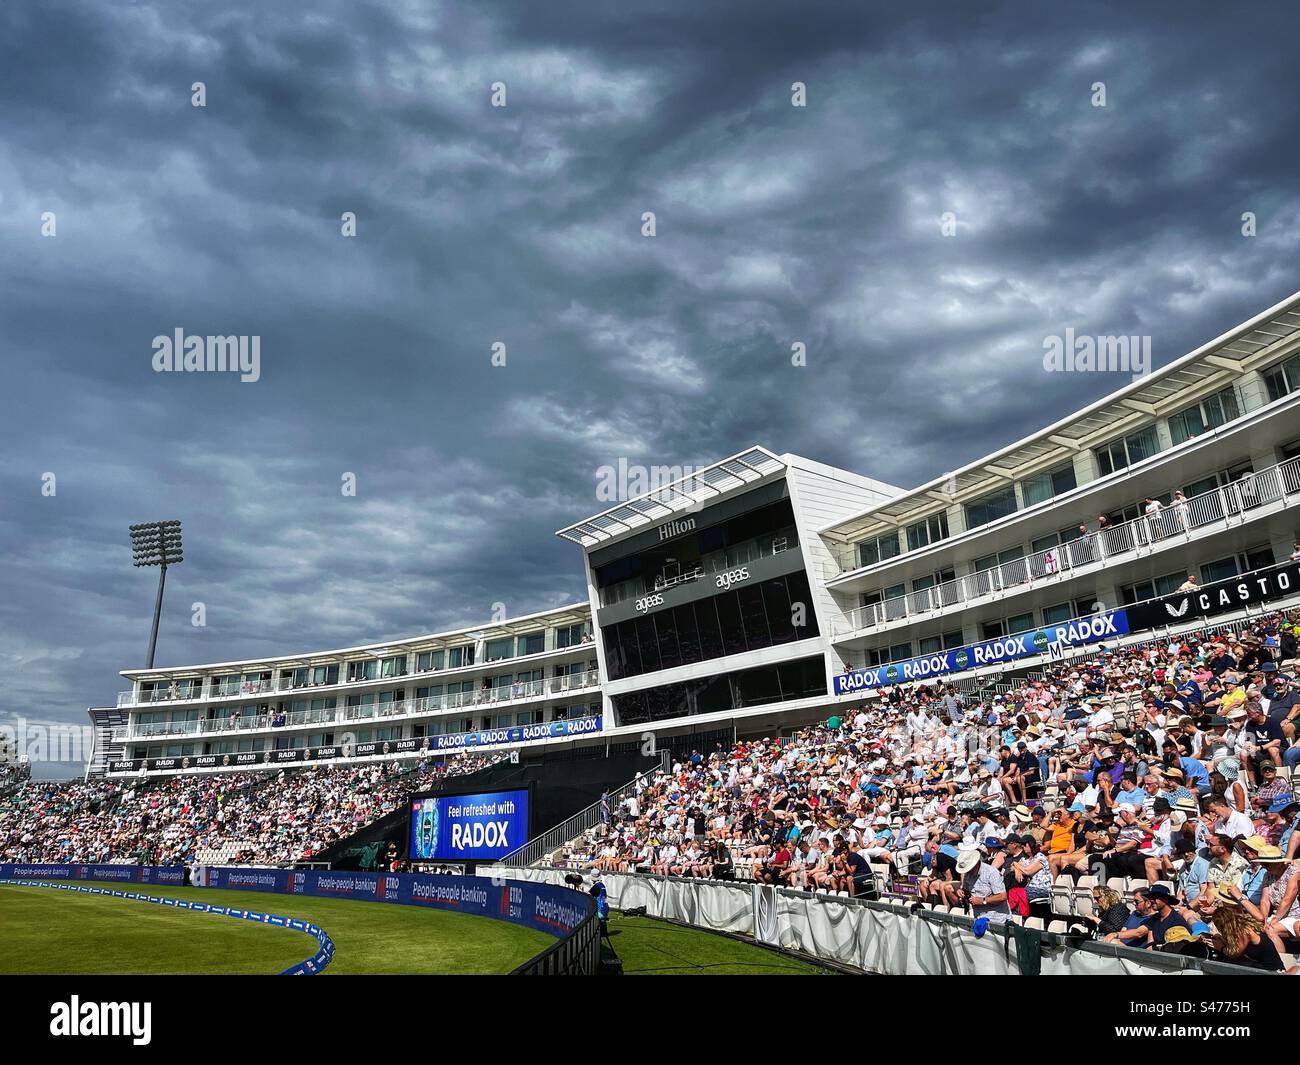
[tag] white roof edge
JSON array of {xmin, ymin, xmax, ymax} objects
[
  {"xmin": 817, "ymin": 288, "xmax": 1300, "ymax": 536},
  {"xmin": 555, "ymin": 444, "xmax": 787, "ymax": 544},
  {"xmin": 119, "ymin": 600, "xmax": 592, "ymax": 679},
  {"xmin": 780, "ymin": 453, "xmax": 906, "ymax": 496}
]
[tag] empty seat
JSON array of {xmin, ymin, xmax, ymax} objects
[
  {"xmin": 1047, "ymin": 920, "xmax": 1068, "ymax": 934},
  {"xmin": 1050, "ymin": 877, "xmax": 1075, "ymax": 916}
]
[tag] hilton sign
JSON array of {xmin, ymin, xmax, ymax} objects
[{"xmin": 658, "ymin": 517, "xmax": 696, "ymax": 541}]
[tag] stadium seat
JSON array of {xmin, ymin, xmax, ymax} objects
[
  {"xmin": 1072, "ymin": 876, "xmax": 1096, "ymax": 918},
  {"xmin": 1050, "ymin": 877, "xmax": 1074, "ymax": 916}
]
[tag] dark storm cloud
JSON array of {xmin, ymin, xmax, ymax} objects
[{"xmin": 1, "ymin": 0, "xmax": 1298, "ymax": 738}]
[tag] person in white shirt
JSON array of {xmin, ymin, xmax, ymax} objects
[{"xmin": 1209, "ymin": 796, "xmax": 1253, "ymax": 840}]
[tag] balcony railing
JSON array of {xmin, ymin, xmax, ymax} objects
[
  {"xmin": 116, "ymin": 639, "xmax": 598, "ymax": 707},
  {"xmin": 117, "ymin": 670, "xmax": 602, "ymax": 741},
  {"xmin": 824, "ymin": 384, "xmax": 1290, "ymax": 582},
  {"xmin": 837, "ymin": 454, "xmax": 1300, "ymax": 635}
]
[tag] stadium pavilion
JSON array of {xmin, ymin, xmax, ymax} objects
[{"xmin": 87, "ymin": 291, "xmax": 1300, "ymax": 779}]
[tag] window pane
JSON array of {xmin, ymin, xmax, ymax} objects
[{"xmin": 1125, "ymin": 426, "xmax": 1161, "ymax": 464}]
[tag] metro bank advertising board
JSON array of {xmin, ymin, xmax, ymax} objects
[{"xmin": 409, "ymin": 789, "xmax": 529, "ymax": 862}]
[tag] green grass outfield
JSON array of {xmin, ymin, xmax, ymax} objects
[
  {"xmin": 0, "ymin": 880, "xmax": 833, "ymax": 975},
  {"xmin": 0, "ymin": 880, "xmax": 551, "ymax": 975},
  {"xmin": 605, "ymin": 913, "xmax": 831, "ymax": 975}
]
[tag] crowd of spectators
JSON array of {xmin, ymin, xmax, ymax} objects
[
  {"xmin": 0, "ymin": 750, "xmax": 507, "ymax": 867},
  {"xmin": 568, "ymin": 609, "xmax": 1300, "ymax": 972}
]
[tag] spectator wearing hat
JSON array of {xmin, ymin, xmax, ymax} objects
[
  {"xmin": 1254, "ymin": 761, "xmax": 1293, "ymax": 814},
  {"xmin": 1104, "ymin": 888, "xmax": 1159, "ymax": 946},
  {"xmin": 955, "ymin": 846, "xmax": 1009, "ymax": 924},
  {"xmin": 1273, "ymin": 799, "xmax": 1300, "ymax": 858},
  {"xmin": 1245, "ymin": 841, "xmax": 1300, "ymax": 956},
  {"xmin": 1098, "ymin": 804, "xmax": 1150, "ymax": 880},
  {"xmin": 1138, "ymin": 884, "xmax": 1192, "ymax": 947},
  {"xmin": 1005, "ymin": 833, "xmax": 1053, "ymax": 917}
]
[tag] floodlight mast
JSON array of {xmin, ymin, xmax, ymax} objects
[{"xmin": 129, "ymin": 520, "xmax": 184, "ymax": 669}]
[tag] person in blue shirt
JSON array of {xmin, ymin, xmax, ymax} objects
[
  {"xmin": 1179, "ymin": 755, "xmax": 1211, "ymax": 795},
  {"xmin": 1114, "ymin": 771, "xmax": 1147, "ymax": 808}
]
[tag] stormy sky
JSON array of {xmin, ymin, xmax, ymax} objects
[{"xmin": 2, "ymin": 0, "xmax": 1298, "ymax": 750}]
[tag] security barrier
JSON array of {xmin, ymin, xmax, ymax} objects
[{"xmin": 502, "ymin": 868, "xmax": 1266, "ymax": 977}]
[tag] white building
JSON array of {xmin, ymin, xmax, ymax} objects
[{"xmin": 87, "ymin": 291, "xmax": 1300, "ymax": 777}]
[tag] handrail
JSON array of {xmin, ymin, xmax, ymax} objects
[
  {"xmin": 116, "ymin": 670, "xmax": 602, "ymax": 738},
  {"xmin": 837, "ymin": 454, "xmax": 1300, "ymax": 635},
  {"xmin": 498, "ymin": 749, "xmax": 670, "ymax": 867},
  {"xmin": 117, "ymin": 647, "xmax": 598, "ymax": 707}
]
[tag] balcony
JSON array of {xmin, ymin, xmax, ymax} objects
[
  {"xmin": 833, "ymin": 455, "xmax": 1300, "ymax": 637},
  {"xmin": 118, "ymin": 670, "xmax": 602, "ymax": 742}
]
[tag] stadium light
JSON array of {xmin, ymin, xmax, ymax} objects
[{"xmin": 129, "ymin": 520, "xmax": 183, "ymax": 669}]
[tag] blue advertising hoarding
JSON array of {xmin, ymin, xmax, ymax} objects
[
  {"xmin": 409, "ymin": 787, "xmax": 530, "ymax": 862},
  {"xmin": 834, "ymin": 608, "xmax": 1131, "ymax": 694},
  {"xmin": 428, "ymin": 714, "xmax": 602, "ymax": 751},
  {"xmin": 189, "ymin": 866, "xmax": 590, "ymax": 939},
  {"xmin": 0, "ymin": 863, "xmax": 185, "ymax": 884}
]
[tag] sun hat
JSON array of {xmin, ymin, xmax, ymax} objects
[{"xmin": 956, "ymin": 849, "xmax": 982, "ymax": 874}]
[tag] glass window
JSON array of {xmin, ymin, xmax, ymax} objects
[
  {"xmin": 380, "ymin": 655, "xmax": 407, "ymax": 678},
  {"xmin": 1021, "ymin": 463, "xmax": 1077, "ymax": 507},
  {"xmin": 964, "ymin": 486, "xmax": 1018, "ymax": 529},
  {"xmin": 673, "ymin": 604, "xmax": 702, "ymax": 666},
  {"xmin": 858, "ymin": 532, "xmax": 901, "ymax": 567},
  {"xmin": 737, "ymin": 583, "xmax": 772, "ymax": 651},
  {"xmin": 1042, "ymin": 602, "xmax": 1073, "ymax": 625},
  {"xmin": 346, "ymin": 659, "xmax": 378, "ymax": 682},
  {"xmin": 905, "ymin": 512, "xmax": 950, "ymax": 552},
  {"xmin": 1122, "ymin": 571, "xmax": 1186, "ymax": 604},
  {"xmin": 447, "ymin": 644, "xmax": 475, "ymax": 669},
  {"xmin": 518, "ymin": 632, "xmax": 545, "ymax": 656},
  {"xmin": 1125, "ymin": 425, "xmax": 1161, "ymax": 464},
  {"xmin": 655, "ymin": 611, "xmax": 681, "ymax": 672},
  {"xmin": 1200, "ymin": 557, "xmax": 1238, "ymax": 584},
  {"xmin": 634, "ymin": 616, "xmax": 662, "ymax": 673},
  {"xmin": 715, "ymin": 593, "xmax": 747, "ymax": 658},
  {"xmin": 1006, "ymin": 612, "xmax": 1035, "ymax": 634},
  {"xmin": 1263, "ymin": 354, "xmax": 1300, "ymax": 402},
  {"xmin": 1243, "ymin": 545, "xmax": 1274, "ymax": 571},
  {"xmin": 416, "ymin": 650, "xmax": 444, "ymax": 672},
  {"xmin": 555, "ymin": 623, "xmax": 588, "ymax": 648},
  {"xmin": 485, "ymin": 638, "xmax": 514, "ymax": 662},
  {"xmin": 1168, "ymin": 387, "xmax": 1242, "ymax": 445}
]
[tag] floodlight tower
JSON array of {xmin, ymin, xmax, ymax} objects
[{"xmin": 129, "ymin": 520, "xmax": 183, "ymax": 669}]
